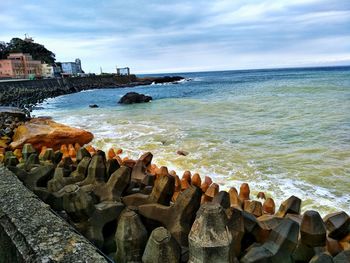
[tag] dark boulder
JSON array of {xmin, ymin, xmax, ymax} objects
[
  {"xmin": 153, "ymin": 76, "xmax": 184, "ymax": 84},
  {"xmin": 89, "ymin": 104, "xmax": 99, "ymax": 108},
  {"xmin": 118, "ymin": 92, "xmax": 152, "ymax": 104}
]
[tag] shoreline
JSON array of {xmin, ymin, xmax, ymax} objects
[{"xmin": 0, "ymin": 75, "xmax": 184, "ymax": 115}]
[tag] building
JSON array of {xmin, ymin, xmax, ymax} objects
[
  {"xmin": 116, "ymin": 67, "xmax": 130, "ymax": 76},
  {"xmin": 61, "ymin": 58, "xmax": 83, "ymax": 75},
  {"xmin": 0, "ymin": 53, "xmax": 42, "ymax": 79},
  {"xmin": 41, "ymin": 63, "xmax": 54, "ymax": 78}
]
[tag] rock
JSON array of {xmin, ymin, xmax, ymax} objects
[
  {"xmin": 309, "ymin": 252, "xmax": 334, "ymax": 263},
  {"xmin": 188, "ymin": 203, "xmax": 234, "ymax": 263},
  {"xmin": 10, "ymin": 118, "xmax": 93, "ymax": 150},
  {"xmin": 152, "ymin": 76, "xmax": 184, "ymax": 84},
  {"xmin": 275, "ymin": 195, "xmax": 301, "ymax": 217},
  {"xmin": 139, "ymin": 185, "xmax": 202, "ymax": 247},
  {"xmin": 300, "ymin": 210, "xmax": 327, "ymax": 247},
  {"xmin": 89, "ymin": 104, "xmax": 99, "ymax": 108},
  {"xmin": 142, "ymin": 227, "xmax": 181, "ymax": 263},
  {"xmin": 323, "ymin": 211, "xmax": 350, "ymax": 240},
  {"xmin": 115, "ymin": 209, "xmax": 148, "ymax": 263},
  {"xmin": 177, "ymin": 150, "xmax": 189, "ymax": 156},
  {"xmin": 118, "ymin": 92, "xmax": 152, "ymax": 104}
]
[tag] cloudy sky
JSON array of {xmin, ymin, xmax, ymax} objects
[{"xmin": 1, "ymin": 0, "xmax": 350, "ymax": 73}]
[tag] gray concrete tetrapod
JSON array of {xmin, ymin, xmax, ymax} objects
[
  {"xmin": 138, "ymin": 185, "xmax": 202, "ymax": 247},
  {"xmin": 188, "ymin": 203, "xmax": 234, "ymax": 263},
  {"xmin": 142, "ymin": 227, "xmax": 181, "ymax": 263},
  {"xmin": 115, "ymin": 209, "xmax": 148, "ymax": 263}
]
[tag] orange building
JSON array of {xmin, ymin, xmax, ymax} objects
[{"xmin": 0, "ymin": 53, "xmax": 42, "ymax": 79}]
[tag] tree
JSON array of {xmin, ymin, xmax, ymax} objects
[
  {"xmin": 1, "ymin": 38, "xmax": 56, "ymax": 64},
  {"xmin": 0, "ymin": 41, "xmax": 9, "ymax": 59}
]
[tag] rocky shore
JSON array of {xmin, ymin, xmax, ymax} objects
[
  {"xmin": 0, "ymin": 75, "xmax": 184, "ymax": 116},
  {"xmin": 0, "ymin": 114, "xmax": 349, "ymax": 262}
]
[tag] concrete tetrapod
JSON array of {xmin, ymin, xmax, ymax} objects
[
  {"xmin": 142, "ymin": 227, "xmax": 181, "ymax": 263},
  {"xmin": 138, "ymin": 185, "xmax": 202, "ymax": 247},
  {"xmin": 188, "ymin": 203, "xmax": 234, "ymax": 263},
  {"xmin": 85, "ymin": 201, "xmax": 125, "ymax": 249},
  {"xmin": 323, "ymin": 211, "xmax": 350, "ymax": 240},
  {"xmin": 275, "ymin": 195, "xmax": 301, "ymax": 217},
  {"xmin": 122, "ymin": 174, "xmax": 175, "ymax": 207},
  {"xmin": 241, "ymin": 218, "xmax": 300, "ymax": 263},
  {"xmin": 78, "ymin": 154, "xmax": 107, "ymax": 186},
  {"xmin": 115, "ymin": 209, "xmax": 148, "ymax": 263},
  {"xmin": 93, "ymin": 166, "xmax": 131, "ymax": 202}
]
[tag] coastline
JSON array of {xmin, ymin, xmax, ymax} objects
[{"xmin": 0, "ymin": 75, "xmax": 184, "ymax": 115}]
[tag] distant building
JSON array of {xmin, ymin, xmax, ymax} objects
[
  {"xmin": 0, "ymin": 53, "xmax": 42, "ymax": 79},
  {"xmin": 116, "ymin": 67, "xmax": 130, "ymax": 76},
  {"xmin": 41, "ymin": 63, "xmax": 54, "ymax": 78},
  {"xmin": 61, "ymin": 58, "xmax": 84, "ymax": 75}
]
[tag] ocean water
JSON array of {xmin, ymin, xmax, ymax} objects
[{"xmin": 32, "ymin": 66, "xmax": 350, "ymax": 215}]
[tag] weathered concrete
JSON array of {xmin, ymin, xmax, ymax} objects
[{"xmin": 0, "ymin": 164, "xmax": 109, "ymax": 262}]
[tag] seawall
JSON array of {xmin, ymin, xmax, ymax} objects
[
  {"xmin": 0, "ymin": 75, "xmax": 139, "ymax": 111},
  {"xmin": 0, "ymin": 164, "xmax": 109, "ymax": 262}
]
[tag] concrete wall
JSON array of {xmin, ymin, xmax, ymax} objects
[
  {"xmin": 0, "ymin": 75, "xmax": 138, "ymax": 108},
  {"xmin": 0, "ymin": 165, "xmax": 109, "ymax": 263}
]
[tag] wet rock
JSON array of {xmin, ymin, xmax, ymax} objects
[
  {"xmin": 323, "ymin": 211, "xmax": 350, "ymax": 240},
  {"xmin": 300, "ymin": 210, "xmax": 327, "ymax": 247},
  {"xmin": 89, "ymin": 104, "xmax": 99, "ymax": 108},
  {"xmin": 115, "ymin": 209, "xmax": 148, "ymax": 263},
  {"xmin": 10, "ymin": 118, "xmax": 93, "ymax": 150},
  {"xmin": 188, "ymin": 203, "xmax": 234, "ymax": 263},
  {"xmin": 118, "ymin": 92, "xmax": 152, "ymax": 104},
  {"xmin": 139, "ymin": 185, "xmax": 202, "ymax": 246},
  {"xmin": 142, "ymin": 227, "xmax": 181, "ymax": 263},
  {"xmin": 275, "ymin": 195, "xmax": 301, "ymax": 217},
  {"xmin": 177, "ymin": 150, "xmax": 189, "ymax": 156}
]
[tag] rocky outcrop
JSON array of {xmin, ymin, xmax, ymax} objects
[
  {"xmin": 10, "ymin": 118, "xmax": 93, "ymax": 150},
  {"xmin": 118, "ymin": 92, "xmax": 153, "ymax": 104}
]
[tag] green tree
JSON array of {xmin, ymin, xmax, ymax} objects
[
  {"xmin": 0, "ymin": 41, "xmax": 9, "ymax": 59},
  {"xmin": 4, "ymin": 38, "xmax": 56, "ymax": 64}
]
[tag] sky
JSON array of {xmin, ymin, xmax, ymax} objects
[{"xmin": 1, "ymin": 0, "xmax": 350, "ymax": 74}]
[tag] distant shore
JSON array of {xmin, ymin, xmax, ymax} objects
[{"xmin": 0, "ymin": 75, "xmax": 184, "ymax": 115}]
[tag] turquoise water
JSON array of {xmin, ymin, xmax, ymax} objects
[{"xmin": 33, "ymin": 67, "xmax": 350, "ymax": 215}]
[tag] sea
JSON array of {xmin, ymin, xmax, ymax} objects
[{"xmin": 32, "ymin": 66, "xmax": 350, "ymax": 216}]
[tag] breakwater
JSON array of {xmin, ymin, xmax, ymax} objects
[
  {"xmin": 0, "ymin": 75, "xmax": 183, "ymax": 115},
  {"xmin": 1, "ymin": 141, "xmax": 349, "ymax": 262}
]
